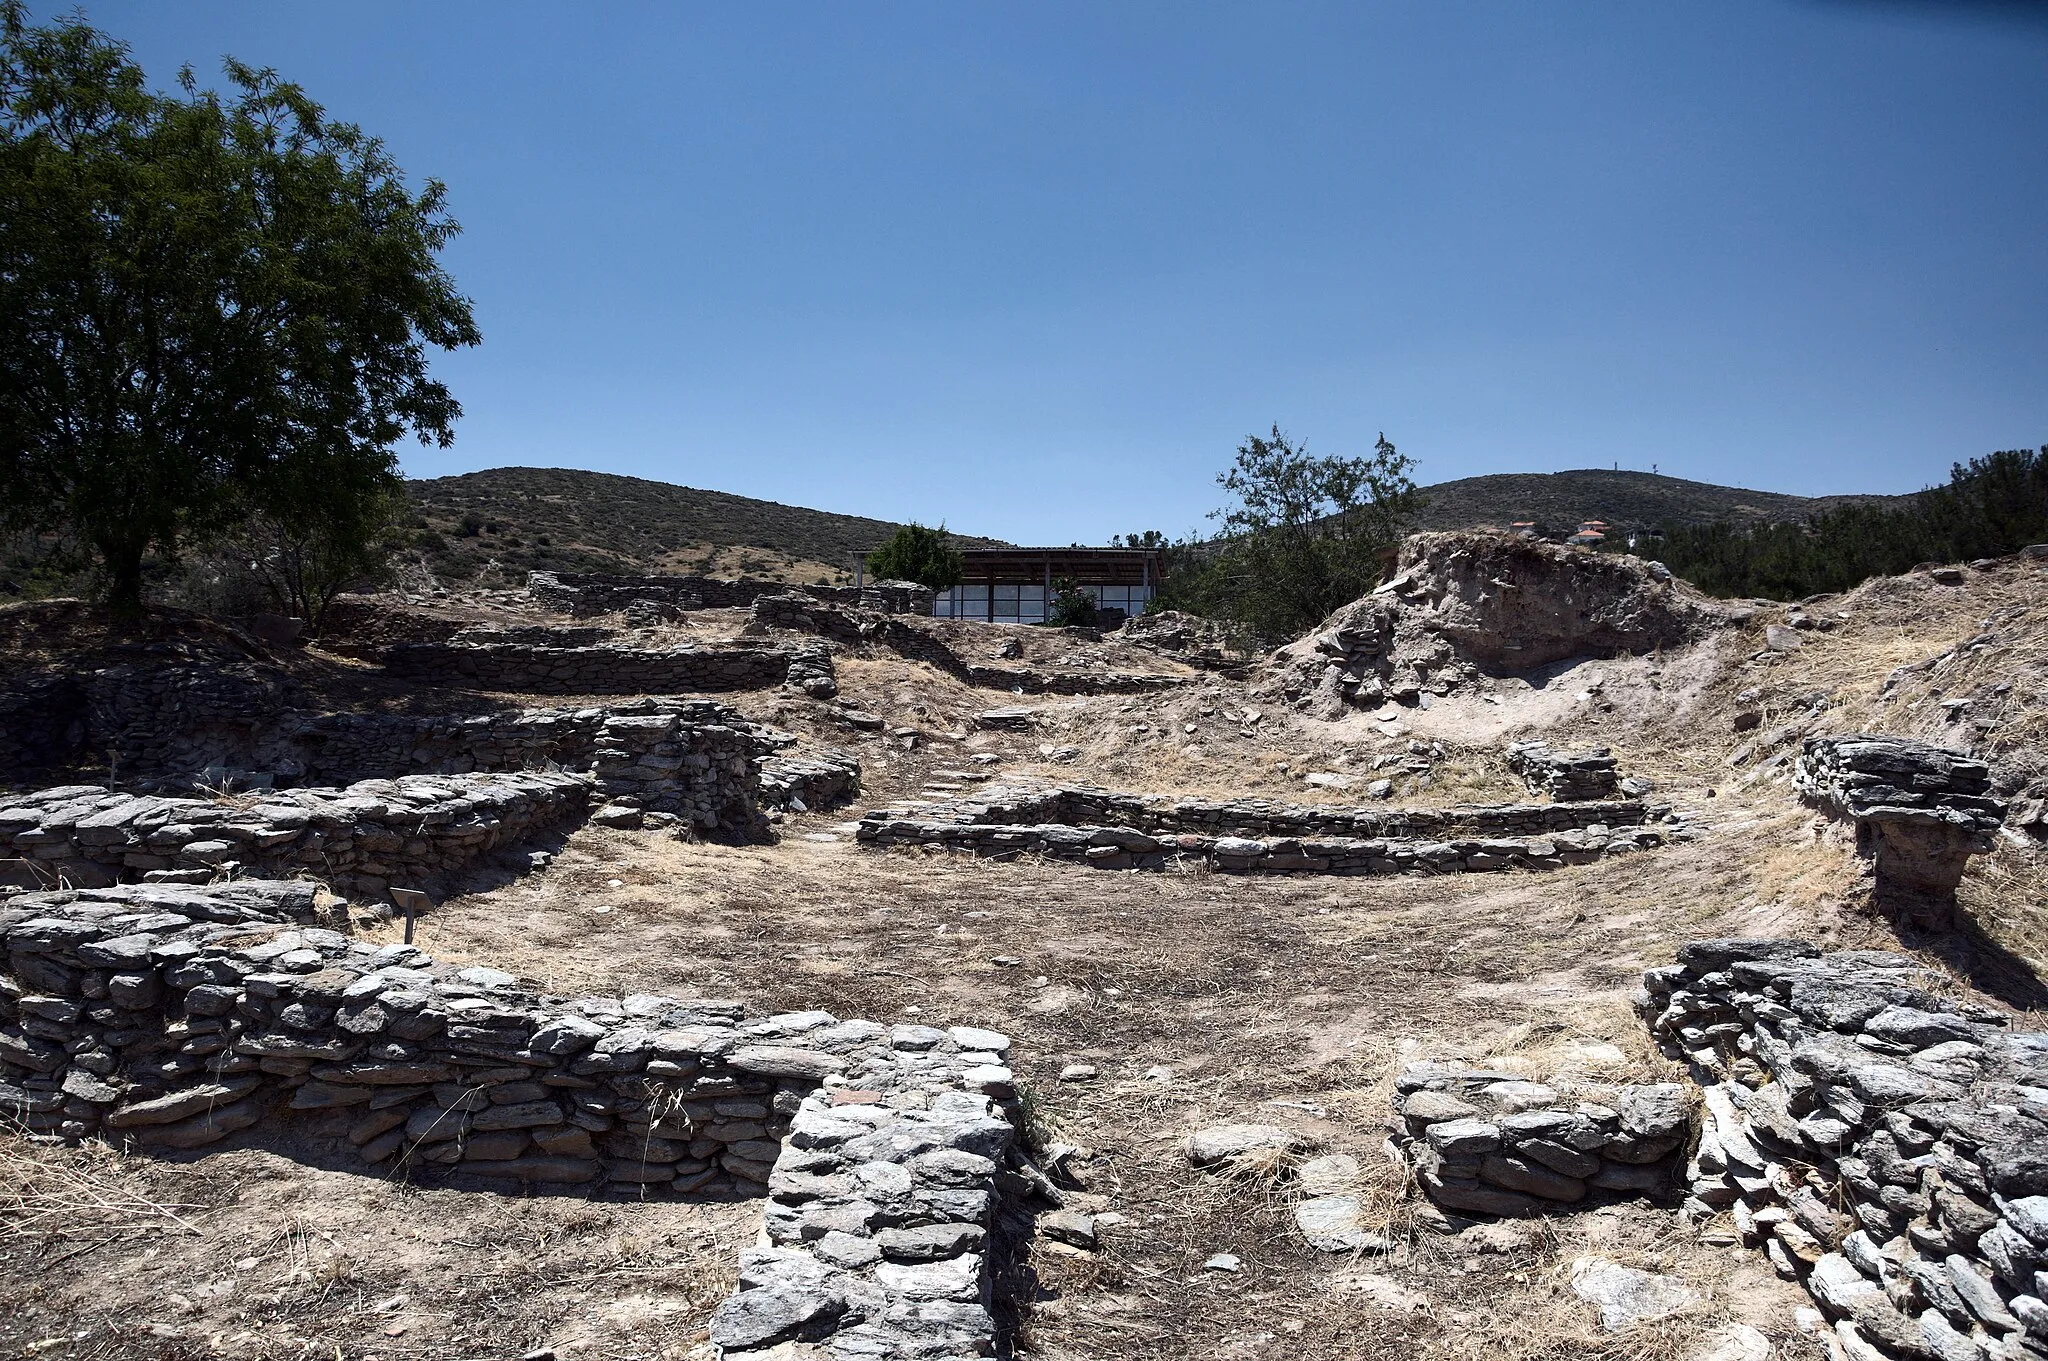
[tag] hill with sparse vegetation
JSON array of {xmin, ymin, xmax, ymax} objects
[
  {"xmin": 398, "ymin": 467, "xmax": 1003, "ymax": 588},
  {"xmin": 1407, "ymin": 468, "xmax": 1909, "ymax": 537}
]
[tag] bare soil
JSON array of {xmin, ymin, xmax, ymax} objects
[{"xmin": 7, "ymin": 553, "xmax": 2046, "ymax": 1361}]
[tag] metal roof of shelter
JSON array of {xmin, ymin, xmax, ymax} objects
[{"xmin": 953, "ymin": 546, "xmax": 1164, "ymax": 586}]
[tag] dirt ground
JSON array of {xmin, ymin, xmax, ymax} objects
[{"xmin": 5, "ymin": 552, "xmax": 2046, "ymax": 1361}]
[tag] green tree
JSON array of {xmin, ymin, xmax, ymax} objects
[
  {"xmin": 222, "ymin": 482, "xmax": 403, "ymax": 635},
  {"xmin": 866, "ymin": 522, "xmax": 963, "ymax": 592},
  {"xmin": 1175, "ymin": 426, "xmax": 1423, "ymax": 639},
  {"xmin": 1046, "ymin": 575, "xmax": 1097, "ymax": 628},
  {"xmin": 0, "ymin": 6, "xmax": 479, "ymax": 614}
]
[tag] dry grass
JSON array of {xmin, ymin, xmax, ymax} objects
[{"xmin": 1960, "ymin": 842, "xmax": 2048, "ymax": 983}]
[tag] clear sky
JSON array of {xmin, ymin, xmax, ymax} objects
[{"xmin": 50, "ymin": 1, "xmax": 2048, "ymax": 543}]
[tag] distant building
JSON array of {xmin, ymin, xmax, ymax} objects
[
  {"xmin": 1510, "ymin": 521, "xmax": 1539, "ymax": 539},
  {"xmin": 928, "ymin": 547, "xmax": 1164, "ymax": 624},
  {"xmin": 1567, "ymin": 519, "xmax": 1609, "ymax": 546}
]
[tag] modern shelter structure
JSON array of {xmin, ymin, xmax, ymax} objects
[{"xmin": 927, "ymin": 546, "xmax": 1164, "ymax": 624}]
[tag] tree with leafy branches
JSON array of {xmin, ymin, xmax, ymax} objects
[
  {"xmin": 0, "ymin": 4, "xmax": 479, "ymax": 614},
  {"xmin": 866, "ymin": 521, "xmax": 963, "ymax": 593},
  {"xmin": 1166, "ymin": 426, "xmax": 1423, "ymax": 639}
]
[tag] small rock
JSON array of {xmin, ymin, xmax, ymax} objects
[
  {"xmin": 1187, "ymin": 1123, "xmax": 1311, "ymax": 1167},
  {"xmin": 1058, "ymin": 1063, "xmax": 1099, "ymax": 1082},
  {"xmin": 1569, "ymin": 1256, "xmax": 1700, "ymax": 1331},
  {"xmin": 1039, "ymin": 1209, "xmax": 1099, "ymax": 1250},
  {"xmin": 1764, "ymin": 625, "xmax": 1804, "ymax": 652},
  {"xmin": 1691, "ymin": 1323, "xmax": 1770, "ymax": 1361},
  {"xmin": 1203, "ymin": 1253, "xmax": 1241, "ymax": 1272},
  {"xmin": 1297, "ymin": 1154, "xmax": 1361, "ymax": 1196},
  {"xmin": 1294, "ymin": 1196, "xmax": 1393, "ymax": 1254}
]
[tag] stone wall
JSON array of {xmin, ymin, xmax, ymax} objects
[
  {"xmin": 875, "ymin": 781, "xmax": 1653, "ymax": 839},
  {"xmin": 748, "ymin": 593, "xmax": 1189, "ymax": 696},
  {"xmin": 1640, "ymin": 940, "xmax": 2048, "ymax": 1361},
  {"xmin": 1507, "ymin": 742, "xmax": 1622, "ymax": 803},
  {"xmin": 383, "ymin": 639, "xmax": 822, "ymax": 697},
  {"xmin": 857, "ymin": 812, "xmax": 1663, "ymax": 875},
  {"xmin": 0, "ymin": 772, "xmax": 592, "ymax": 899},
  {"xmin": 759, "ymin": 749, "xmax": 864, "ymax": 813},
  {"xmin": 1392, "ymin": 1063, "xmax": 1688, "ymax": 1217},
  {"xmin": 1795, "ymin": 736, "xmax": 2007, "ymax": 927},
  {"xmin": 8, "ymin": 679, "xmax": 778, "ymax": 844},
  {"xmin": 0, "ymin": 881, "xmax": 1021, "ymax": 1361},
  {"xmin": 528, "ymin": 571, "xmax": 934, "ymax": 618}
]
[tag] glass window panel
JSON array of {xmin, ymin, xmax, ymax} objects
[{"xmin": 960, "ymin": 585, "xmax": 988, "ymax": 603}]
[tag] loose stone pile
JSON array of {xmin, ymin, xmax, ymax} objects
[
  {"xmin": 1392, "ymin": 1063, "xmax": 1688, "ymax": 1217},
  {"xmin": 1507, "ymin": 742, "xmax": 1622, "ymax": 802},
  {"xmin": 1640, "ymin": 939, "xmax": 2048, "ymax": 1361},
  {"xmin": 0, "ymin": 880, "xmax": 1021, "ymax": 1361},
  {"xmin": 1794, "ymin": 736, "xmax": 2007, "ymax": 926},
  {"xmin": 857, "ymin": 782, "xmax": 1664, "ymax": 875},
  {"xmin": 759, "ymin": 749, "xmax": 864, "ymax": 813},
  {"xmin": 0, "ymin": 772, "xmax": 590, "ymax": 899},
  {"xmin": 527, "ymin": 571, "xmax": 934, "ymax": 618},
  {"xmin": 384, "ymin": 636, "xmax": 824, "ymax": 697}
]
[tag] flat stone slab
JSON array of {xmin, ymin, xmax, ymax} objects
[{"xmin": 1569, "ymin": 1256, "xmax": 1699, "ymax": 1331}]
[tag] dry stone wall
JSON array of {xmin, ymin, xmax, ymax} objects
[
  {"xmin": 1392, "ymin": 1063, "xmax": 1688, "ymax": 1217},
  {"xmin": 528, "ymin": 571, "xmax": 934, "ymax": 618},
  {"xmin": 875, "ymin": 782, "xmax": 1653, "ymax": 839},
  {"xmin": 856, "ymin": 817, "xmax": 1661, "ymax": 874},
  {"xmin": 748, "ymin": 593, "xmax": 1189, "ymax": 696},
  {"xmin": 383, "ymin": 637, "xmax": 828, "ymax": 698},
  {"xmin": 1507, "ymin": 742, "xmax": 1622, "ymax": 802},
  {"xmin": 0, "ymin": 772, "xmax": 592, "ymax": 899},
  {"xmin": 759, "ymin": 749, "xmax": 864, "ymax": 813},
  {"xmin": 0, "ymin": 881, "xmax": 1021, "ymax": 1361},
  {"xmin": 1640, "ymin": 940, "xmax": 2048, "ymax": 1361},
  {"xmin": 1795, "ymin": 736, "xmax": 2008, "ymax": 928}
]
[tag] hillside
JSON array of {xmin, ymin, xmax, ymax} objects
[
  {"xmin": 1408, "ymin": 468, "xmax": 1908, "ymax": 536},
  {"xmin": 401, "ymin": 467, "xmax": 1002, "ymax": 587}
]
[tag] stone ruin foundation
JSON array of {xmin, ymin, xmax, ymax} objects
[
  {"xmin": 1392, "ymin": 1065, "xmax": 1689, "ymax": 1216},
  {"xmin": 527, "ymin": 570, "xmax": 935, "ymax": 619},
  {"xmin": 1642, "ymin": 939, "xmax": 2048, "ymax": 1361},
  {"xmin": 858, "ymin": 781, "xmax": 1669, "ymax": 876},
  {"xmin": 1794, "ymin": 735, "xmax": 2008, "ymax": 931},
  {"xmin": 0, "ymin": 880, "xmax": 1025, "ymax": 1361}
]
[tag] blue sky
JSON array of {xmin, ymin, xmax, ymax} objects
[{"xmin": 56, "ymin": 1, "xmax": 2048, "ymax": 543}]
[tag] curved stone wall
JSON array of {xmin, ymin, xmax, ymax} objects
[
  {"xmin": 0, "ymin": 881, "xmax": 1021, "ymax": 1361},
  {"xmin": 870, "ymin": 782, "xmax": 1653, "ymax": 838}
]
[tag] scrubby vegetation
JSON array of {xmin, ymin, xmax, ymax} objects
[{"xmin": 1632, "ymin": 446, "xmax": 2048, "ymax": 599}]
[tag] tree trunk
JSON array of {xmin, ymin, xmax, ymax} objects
[{"xmin": 101, "ymin": 541, "xmax": 147, "ymax": 619}]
